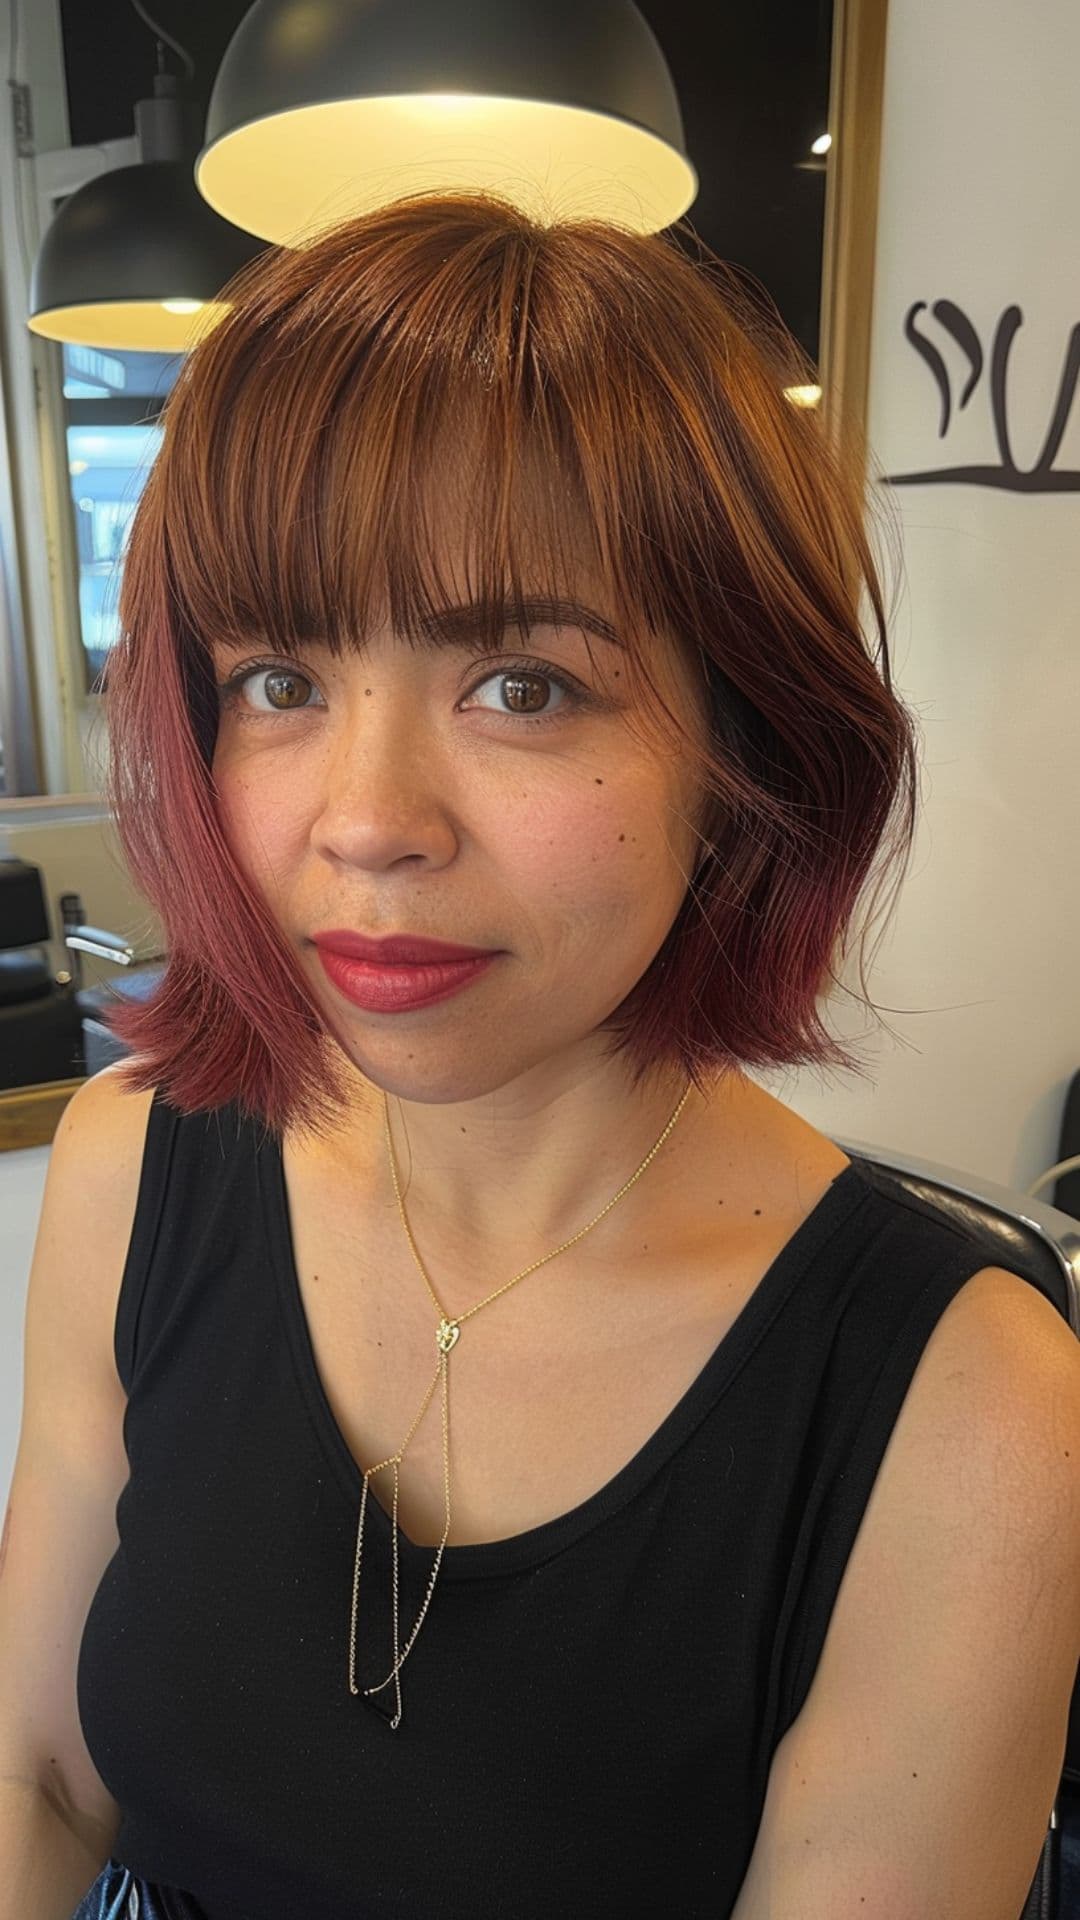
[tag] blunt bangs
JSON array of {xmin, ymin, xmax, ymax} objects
[{"xmin": 98, "ymin": 187, "xmax": 920, "ymax": 1143}]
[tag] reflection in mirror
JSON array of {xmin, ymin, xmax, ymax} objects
[{"xmin": 0, "ymin": 798, "xmax": 165, "ymax": 1145}]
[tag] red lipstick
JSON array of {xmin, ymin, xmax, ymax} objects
[
  {"xmin": 312, "ymin": 930, "xmax": 497, "ymax": 965},
  {"xmin": 311, "ymin": 930, "xmax": 503, "ymax": 1014}
]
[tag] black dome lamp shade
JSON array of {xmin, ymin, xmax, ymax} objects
[
  {"xmin": 195, "ymin": 0, "xmax": 698, "ymax": 244},
  {"xmin": 28, "ymin": 18, "xmax": 267, "ymax": 352}
]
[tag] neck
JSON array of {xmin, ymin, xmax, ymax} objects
[{"xmin": 316, "ymin": 1055, "xmax": 752, "ymax": 1260}]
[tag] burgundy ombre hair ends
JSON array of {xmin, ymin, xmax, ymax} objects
[{"xmin": 98, "ymin": 188, "xmax": 919, "ymax": 1145}]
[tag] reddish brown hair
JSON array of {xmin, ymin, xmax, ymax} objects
[{"xmin": 99, "ymin": 188, "xmax": 918, "ymax": 1143}]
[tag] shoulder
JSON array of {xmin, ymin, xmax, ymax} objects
[
  {"xmin": 52, "ymin": 1067, "xmax": 160, "ymax": 1288},
  {"xmin": 922, "ymin": 1262, "xmax": 1079, "ymax": 1414},
  {"xmin": 27, "ymin": 1071, "xmax": 160, "ymax": 1408},
  {"xmin": 55, "ymin": 1062, "xmax": 159, "ymax": 1166},
  {"xmin": 868, "ymin": 1263, "xmax": 1080, "ymax": 1566}
]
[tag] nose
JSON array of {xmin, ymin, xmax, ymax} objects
[{"xmin": 307, "ymin": 688, "xmax": 462, "ymax": 875}]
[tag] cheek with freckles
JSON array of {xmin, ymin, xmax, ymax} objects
[
  {"xmin": 212, "ymin": 759, "xmax": 313, "ymax": 915},
  {"xmin": 496, "ymin": 768, "xmax": 690, "ymax": 976}
]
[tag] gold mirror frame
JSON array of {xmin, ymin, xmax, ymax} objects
[{"xmin": 820, "ymin": 0, "xmax": 888, "ymax": 489}]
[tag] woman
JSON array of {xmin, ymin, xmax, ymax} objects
[{"xmin": 64, "ymin": 191, "xmax": 1076, "ymax": 1918}]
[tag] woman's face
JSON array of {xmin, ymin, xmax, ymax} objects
[{"xmin": 208, "ymin": 550, "xmax": 711, "ymax": 1110}]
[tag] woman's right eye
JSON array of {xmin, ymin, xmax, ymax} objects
[{"xmin": 216, "ymin": 662, "xmax": 323, "ymax": 718}]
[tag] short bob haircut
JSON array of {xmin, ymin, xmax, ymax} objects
[{"xmin": 98, "ymin": 187, "xmax": 918, "ymax": 1146}]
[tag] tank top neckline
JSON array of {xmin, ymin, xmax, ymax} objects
[{"xmin": 258, "ymin": 1134, "xmax": 873, "ymax": 1582}]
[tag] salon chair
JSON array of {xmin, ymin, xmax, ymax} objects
[{"xmin": 0, "ymin": 854, "xmax": 164, "ymax": 1089}]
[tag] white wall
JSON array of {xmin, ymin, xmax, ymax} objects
[{"xmin": 769, "ymin": 0, "xmax": 1079, "ymax": 1201}]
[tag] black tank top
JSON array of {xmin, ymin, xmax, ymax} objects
[{"xmin": 77, "ymin": 1089, "xmax": 1011, "ymax": 1919}]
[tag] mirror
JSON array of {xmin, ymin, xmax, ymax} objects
[{"xmin": 0, "ymin": 795, "xmax": 164, "ymax": 1146}]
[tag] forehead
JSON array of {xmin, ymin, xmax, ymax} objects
[
  {"xmin": 418, "ymin": 436, "xmax": 614, "ymax": 601},
  {"xmin": 210, "ymin": 433, "xmax": 629, "ymax": 658}
]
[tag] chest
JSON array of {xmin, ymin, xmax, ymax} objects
[{"xmin": 278, "ymin": 1127, "xmax": 850, "ymax": 1550}]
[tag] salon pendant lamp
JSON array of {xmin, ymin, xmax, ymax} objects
[
  {"xmin": 27, "ymin": 70, "xmax": 267, "ymax": 352},
  {"xmin": 196, "ymin": 0, "xmax": 698, "ymax": 244}
]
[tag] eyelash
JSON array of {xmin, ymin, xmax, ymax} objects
[{"xmin": 214, "ymin": 655, "xmax": 593, "ymax": 730}]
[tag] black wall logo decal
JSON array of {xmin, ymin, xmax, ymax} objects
[{"xmin": 884, "ymin": 301, "xmax": 1080, "ymax": 491}]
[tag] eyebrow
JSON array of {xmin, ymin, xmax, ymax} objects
[
  {"xmin": 212, "ymin": 596, "xmax": 625, "ymax": 656},
  {"xmin": 417, "ymin": 596, "xmax": 625, "ymax": 653}
]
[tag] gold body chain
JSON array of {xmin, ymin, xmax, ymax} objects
[{"xmin": 347, "ymin": 1077, "xmax": 695, "ymax": 1729}]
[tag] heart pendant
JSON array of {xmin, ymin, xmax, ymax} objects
[{"xmin": 436, "ymin": 1318, "xmax": 460, "ymax": 1354}]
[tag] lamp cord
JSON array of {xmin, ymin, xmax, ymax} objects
[{"xmin": 128, "ymin": 0, "xmax": 196, "ymax": 82}]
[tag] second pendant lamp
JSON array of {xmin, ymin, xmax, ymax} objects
[
  {"xmin": 28, "ymin": 52, "xmax": 267, "ymax": 353},
  {"xmin": 195, "ymin": 0, "xmax": 698, "ymax": 245}
]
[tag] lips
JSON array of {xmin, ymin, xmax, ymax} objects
[
  {"xmin": 315, "ymin": 944, "xmax": 501, "ymax": 1014},
  {"xmin": 311, "ymin": 929, "xmax": 498, "ymax": 966}
]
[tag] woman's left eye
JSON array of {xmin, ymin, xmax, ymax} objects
[
  {"xmin": 462, "ymin": 660, "xmax": 590, "ymax": 725},
  {"xmin": 215, "ymin": 658, "xmax": 592, "ymax": 728}
]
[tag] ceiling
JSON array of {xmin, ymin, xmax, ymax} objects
[{"xmin": 58, "ymin": 0, "xmax": 834, "ymax": 362}]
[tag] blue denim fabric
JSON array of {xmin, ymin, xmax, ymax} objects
[{"xmin": 70, "ymin": 1858, "xmax": 208, "ymax": 1920}]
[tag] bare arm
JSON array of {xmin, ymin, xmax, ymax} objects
[
  {"xmin": 0, "ymin": 1775, "xmax": 117, "ymax": 1920},
  {"xmin": 730, "ymin": 1268, "xmax": 1080, "ymax": 1920},
  {"xmin": 0, "ymin": 1067, "xmax": 154, "ymax": 1919}
]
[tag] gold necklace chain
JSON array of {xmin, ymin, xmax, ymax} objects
[{"xmin": 347, "ymin": 1075, "xmax": 695, "ymax": 1728}]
